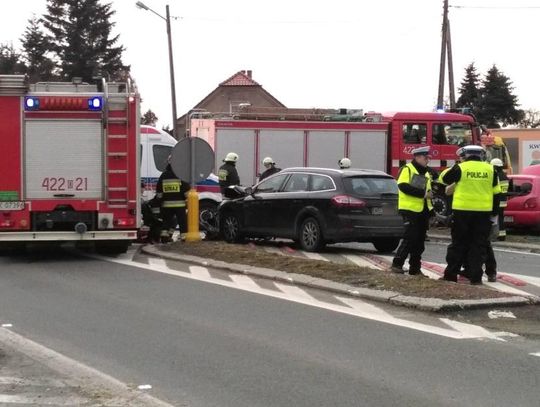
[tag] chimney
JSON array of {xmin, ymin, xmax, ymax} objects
[{"xmin": 246, "ymin": 70, "xmax": 252, "ymax": 78}]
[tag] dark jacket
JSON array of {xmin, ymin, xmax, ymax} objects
[
  {"xmin": 156, "ymin": 164, "xmax": 190, "ymax": 206},
  {"xmin": 218, "ymin": 161, "xmax": 240, "ymax": 194},
  {"xmin": 259, "ymin": 166, "xmax": 281, "ymax": 181}
]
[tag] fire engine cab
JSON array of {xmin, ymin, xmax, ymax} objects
[{"xmin": 0, "ymin": 75, "xmax": 140, "ymax": 253}]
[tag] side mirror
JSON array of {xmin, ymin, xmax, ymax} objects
[{"xmin": 245, "ymin": 186, "xmax": 253, "ymax": 195}]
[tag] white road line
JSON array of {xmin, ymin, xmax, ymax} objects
[
  {"xmin": 343, "ymin": 254, "xmax": 377, "ymax": 268},
  {"xmin": 229, "ymin": 274, "xmax": 263, "ymax": 290},
  {"xmin": 493, "ymin": 248, "xmax": 540, "ymax": 256},
  {"xmin": 301, "ymin": 251, "xmax": 329, "ymax": 261},
  {"xmin": 530, "ymin": 352, "xmax": 540, "ymax": 357},
  {"xmin": 440, "ymin": 318, "xmax": 505, "ymax": 341},
  {"xmin": 336, "ymin": 296, "xmax": 393, "ymax": 319},
  {"xmin": 189, "ymin": 265, "xmax": 212, "ymax": 279},
  {"xmin": 94, "ymin": 254, "xmax": 501, "ymax": 340},
  {"xmin": 274, "ymin": 283, "xmax": 316, "ymax": 301},
  {"xmin": 0, "ymin": 328, "xmax": 175, "ymax": 407},
  {"xmin": 484, "ymin": 281, "xmax": 534, "ymax": 297}
]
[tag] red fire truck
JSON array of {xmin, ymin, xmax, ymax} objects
[
  {"xmin": 190, "ymin": 108, "xmax": 479, "ymax": 183},
  {"xmin": 0, "ymin": 75, "xmax": 140, "ymax": 253}
]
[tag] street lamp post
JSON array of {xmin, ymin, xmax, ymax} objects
[{"xmin": 136, "ymin": 1, "xmax": 178, "ymax": 139}]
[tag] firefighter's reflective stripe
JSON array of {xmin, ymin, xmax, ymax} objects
[
  {"xmin": 162, "ymin": 200, "xmax": 186, "ymax": 208},
  {"xmin": 453, "ymin": 161, "xmax": 499, "ymax": 211},
  {"xmin": 163, "ymin": 179, "xmax": 181, "ymax": 193},
  {"xmin": 499, "ymin": 179, "xmax": 509, "ymax": 208},
  {"xmin": 218, "ymin": 169, "xmax": 228, "ymax": 181},
  {"xmin": 397, "ymin": 163, "xmax": 433, "ymax": 212}
]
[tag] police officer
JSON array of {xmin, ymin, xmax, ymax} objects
[
  {"xmin": 391, "ymin": 146, "xmax": 433, "ymax": 276},
  {"xmin": 218, "ymin": 152, "xmax": 240, "ymax": 196},
  {"xmin": 338, "ymin": 157, "xmax": 351, "ymax": 169},
  {"xmin": 441, "ymin": 145, "xmax": 501, "ymax": 285},
  {"xmin": 156, "ymin": 161, "xmax": 190, "ymax": 243},
  {"xmin": 259, "ymin": 157, "xmax": 281, "ymax": 181}
]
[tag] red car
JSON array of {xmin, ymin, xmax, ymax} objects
[{"xmin": 505, "ymin": 167, "xmax": 540, "ymax": 231}]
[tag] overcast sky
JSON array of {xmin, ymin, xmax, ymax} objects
[{"xmin": 1, "ymin": 0, "xmax": 539, "ymax": 128}]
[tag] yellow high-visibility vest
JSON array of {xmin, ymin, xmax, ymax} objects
[
  {"xmin": 453, "ymin": 160, "xmax": 500, "ymax": 212},
  {"xmin": 397, "ymin": 163, "xmax": 433, "ymax": 213}
]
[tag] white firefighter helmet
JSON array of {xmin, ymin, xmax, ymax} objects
[
  {"xmin": 490, "ymin": 158, "xmax": 504, "ymax": 167},
  {"xmin": 338, "ymin": 157, "xmax": 351, "ymax": 169},
  {"xmin": 262, "ymin": 156, "xmax": 275, "ymax": 165},
  {"xmin": 224, "ymin": 152, "xmax": 239, "ymax": 162}
]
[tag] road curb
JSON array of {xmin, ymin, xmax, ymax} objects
[
  {"xmin": 141, "ymin": 245, "xmax": 538, "ymax": 312},
  {"xmin": 428, "ymin": 233, "xmax": 540, "ymax": 252}
]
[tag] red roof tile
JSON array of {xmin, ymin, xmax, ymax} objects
[{"xmin": 220, "ymin": 70, "xmax": 260, "ymax": 86}]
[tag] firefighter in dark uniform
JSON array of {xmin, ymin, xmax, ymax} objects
[
  {"xmin": 441, "ymin": 145, "xmax": 501, "ymax": 285},
  {"xmin": 490, "ymin": 158, "xmax": 510, "ymax": 241},
  {"xmin": 156, "ymin": 162, "xmax": 190, "ymax": 243},
  {"xmin": 259, "ymin": 157, "xmax": 281, "ymax": 181},
  {"xmin": 218, "ymin": 152, "xmax": 240, "ymax": 196},
  {"xmin": 391, "ymin": 146, "xmax": 433, "ymax": 276}
]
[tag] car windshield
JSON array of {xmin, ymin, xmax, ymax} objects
[{"xmin": 343, "ymin": 176, "xmax": 398, "ymax": 197}]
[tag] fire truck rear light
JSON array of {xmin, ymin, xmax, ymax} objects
[
  {"xmin": 115, "ymin": 218, "xmax": 135, "ymax": 226},
  {"xmin": 88, "ymin": 97, "xmax": 103, "ymax": 111},
  {"xmin": 24, "ymin": 97, "xmax": 40, "ymax": 110}
]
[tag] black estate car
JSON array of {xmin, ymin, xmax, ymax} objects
[{"xmin": 219, "ymin": 167, "xmax": 404, "ymax": 252}]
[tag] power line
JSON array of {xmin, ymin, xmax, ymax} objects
[{"xmin": 451, "ymin": 5, "xmax": 540, "ymax": 9}]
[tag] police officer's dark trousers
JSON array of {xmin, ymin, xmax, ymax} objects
[
  {"xmin": 444, "ymin": 211, "xmax": 491, "ymax": 283},
  {"xmin": 392, "ymin": 209, "xmax": 429, "ymax": 273}
]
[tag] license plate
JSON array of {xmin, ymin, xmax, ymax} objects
[
  {"xmin": 0, "ymin": 201, "xmax": 25, "ymax": 211},
  {"xmin": 504, "ymin": 216, "xmax": 513, "ymax": 223},
  {"xmin": 372, "ymin": 207, "xmax": 383, "ymax": 215}
]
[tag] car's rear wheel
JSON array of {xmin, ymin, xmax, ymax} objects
[
  {"xmin": 221, "ymin": 212, "xmax": 242, "ymax": 243},
  {"xmin": 372, "ymin": 238, "xmax": 400, "ymax": 253},
  {"xmin": 299, "ymin": 217, "xmax": 325, "ymax": 252}
]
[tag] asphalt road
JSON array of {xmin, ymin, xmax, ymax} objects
[
  {"xmin": 336, "ymin": 240, "xmax": 540, "ymax": 278},
  {"xmin": 0, "ymin": 247, "xmax": 539, "ymax": 406}
]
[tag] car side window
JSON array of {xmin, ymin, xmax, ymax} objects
[
  {"xmin": 283, "ymin": 173, "xmax": 309, "ymax": 192},
  {"xmin": 255, "ymin": 173, "xmax": 289, "ymax": 193},
  {"xmin": 402, "ymin": 123, "xmax": 427, "ymax": 144},
  {"xmin": 153, "ymin": 145, "xmax": 172, "ymax": 172},
  {"xmin": 310, "ymin": 175, "xmax": 334, "ymax": 191}
]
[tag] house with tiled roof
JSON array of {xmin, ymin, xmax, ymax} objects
[{"xmin": 177, "ymin": 70, "xmax": 285, "ymax": 136}]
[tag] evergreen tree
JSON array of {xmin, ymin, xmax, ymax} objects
[
  {"xmin": 456, "ymin": 63, "xmax": 480, "ymax": 110},
  {"xmin": 477, "ymin": 65, "xmax": 524, "ymax": 128},
  {"xmin": 518, "ymin": 109, "xmax": 540, "ymax": 128},
  {"xmin": 42, "ymin": 0, "xmax": 127, "ymax": 82},
  {"xmin": 0, "ymin": 43, "xmax": 26, "ymax": 74},
  {"xmin": 20, "ymin": 16, "xmax": 56, "ymax": 81},
  {"xmin": 141, "ymin": 109, "xmax": 158, "ymax": 126}
]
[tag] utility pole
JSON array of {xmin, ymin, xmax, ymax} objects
[
  {"xmin": 446, "ymin": 20, "xmax": 456, "ymax": 109},
  {"xmin": 437, "ymin": 0, "xmax": 449, "ymax": 110},
  {"xmin": 436, "ymin": 0, "xmax": 456, "ymax": 110}
]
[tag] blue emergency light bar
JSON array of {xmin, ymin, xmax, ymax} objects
[
  {"xmin": 88, "ymin": 96, "xmax": 103, "ymax": 111},
  {"xmin": 23, "ymin": 96, "xmax": 104, "ymax": 111},
  {"xmin": 24, "ymin": 97, "xmax": 40, "ymax": 111}
]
